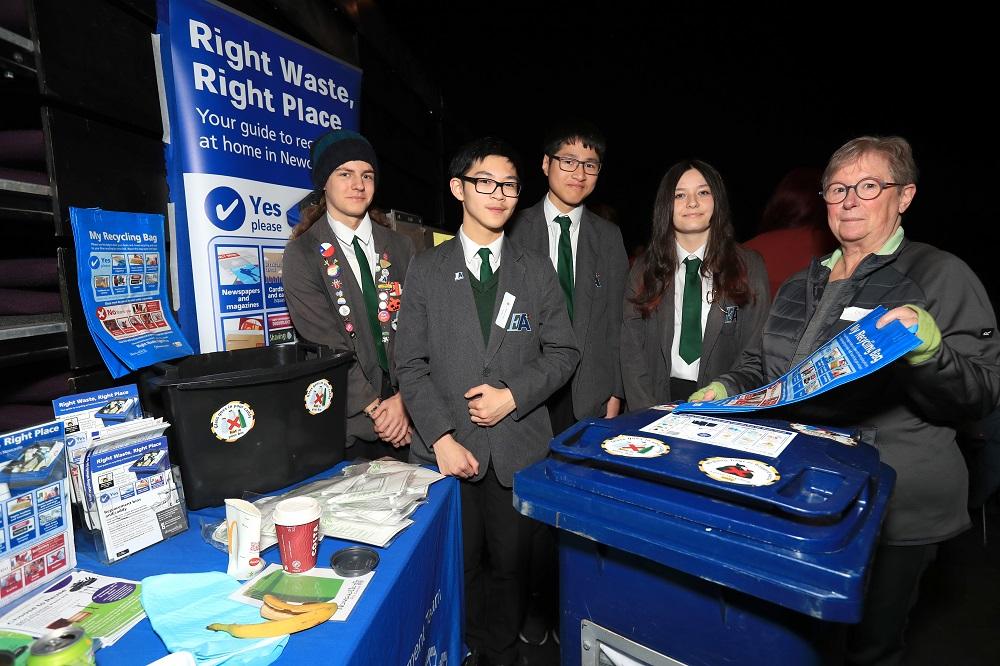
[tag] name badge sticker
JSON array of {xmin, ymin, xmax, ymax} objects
[
  {"xmin": 495, "ymin": 292, "xmax": 516, "ymax": 328},
  {"xmin": 840, "ymin": 306, "xmax": 874, "ymax": 322}
]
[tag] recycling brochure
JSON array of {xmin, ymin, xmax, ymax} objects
[
  {"xmin": 52, "ymin": 385, "xmax": 143, "ymax": 506},
  {"xmin": 82, "ymin": 436, "xmax": 187, "ymax": 563},
  {"xmin": 0, "ymin": 422, "xmax": 75, "ymax": 610},
  {"xmin": 69, "ymin": 207, "xmax": 194, "ymax": 378},
  {"xmin": 675, "ymin": 306, "xmax": 922, "ymax": 414},
  {"xmin": 0, "ymin": 569, "xmax": 144, "ymax": 648}
]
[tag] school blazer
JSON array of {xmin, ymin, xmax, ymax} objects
[
  {"xmin": 395, "ymin": 235, "xmax": 580, "ymax": 486},
  {"xmin": 509, "ymin": 200, "xmax": 629, "ymax": 418},
  {"xmin": 283, "ymin": 218, "xmax": 418, "ymax": 448},
  {"xmin": 620, "ymin": 247, "xmax": 770, "ymax": 410}
]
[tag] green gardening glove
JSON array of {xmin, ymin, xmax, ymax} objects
[
  {"xmin": 904, "ymin": 305, "xmax": 942, "ymax": 365},
  {"xmin": 688, "ymin": 381, "xmax": 728, "ymax": 402}
]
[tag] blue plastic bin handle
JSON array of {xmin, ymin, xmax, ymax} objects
[{"xmin": 550, "ymin": 420, "xmax": 598, "ymax": 449}]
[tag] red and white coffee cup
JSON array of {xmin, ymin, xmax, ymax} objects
[{"xmin": 273, "ymin": 497, "xmax": 322, "ymax": 573}]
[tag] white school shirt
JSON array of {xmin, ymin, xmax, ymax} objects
[
  {"xmin": 458, "ymin": 225, "xmax": 503, "ymax": 279},
  {"xmin": 328, "ymin": 212, "xmax": 378, "ymax": 289}
]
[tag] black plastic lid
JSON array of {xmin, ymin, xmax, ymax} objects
[{"xmin": 330, "ymin": 546, "xmax": 379, "ymax": 577}]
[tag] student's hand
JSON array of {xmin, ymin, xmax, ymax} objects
[
  {"xmin": 433, "ymin": 433, "xmax": 479, "ymax": 478},
  {"xmin": 465, "ymin": 384, "xmax": 516, "ymax": 427},
  {"xmin": 604, "ymin": 396, "xmax": 622, "ymax": 418},
  {"xmin": 372, "ymin": 394, "xmax": 411, "ymax": 446},
  {"xmin": 385, "ymin": 426, "xmax": 413, "ymax": 448}
]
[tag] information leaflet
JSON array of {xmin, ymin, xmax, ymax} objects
[
  {"xmin": 52, "ymin": 385, "xmax": 143, "ymax": 506},
  {"xmin": 0, "ymin": 422, "xmax": 75, "ymax": 611},
  {"xmin": 83, "ymin": 436, "xmax": 187, "ymax": 563},
  {"xmin": 69, "ymin": 208, "xmax": 194, "ymax": 378},
  {"xmin": 0, "ymin": 570, "xmax": 144, "ymax": 647},
  {"xmin": 675, "ymin": 306, "xmax": 921, "ymax": 414}
]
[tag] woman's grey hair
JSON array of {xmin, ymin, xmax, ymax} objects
[{"xmin": 822, "ymin": 136, "xmax": 919, "ymax": 188}]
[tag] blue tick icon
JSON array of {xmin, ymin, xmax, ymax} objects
[{"xmin": 204, "ymin": 186, "xmax": 246, "ymax": 231}]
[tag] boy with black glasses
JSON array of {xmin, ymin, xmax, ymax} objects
[
  {"xmin": 509, "ymin": 120, "xmax": 628, "ymax": 646},
  {"xmin": 396, "ymin": 137, "xmax": 579, "ymax": 666}
]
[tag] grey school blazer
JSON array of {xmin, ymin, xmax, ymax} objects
[
  {"xmin": 395, "ymin": 235, "xmax": 580, "ymax": 486},
  {"xmin": 620, "ymin": 246, "xmax": 770, "ymax": 410},
  {"xmin": 283, "ymin": 217, "xmax": 419, "ymax": 448},
  {"xmin": 508, "ymin": 200, "xmax": 629, "ymax": 418}
]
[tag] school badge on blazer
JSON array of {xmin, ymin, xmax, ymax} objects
[{"xmin": 507, "ymin": 313, "xmax": 532, "ymax": 332}]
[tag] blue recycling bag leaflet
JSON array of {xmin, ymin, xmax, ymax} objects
[
  {"xmin": 676, "ymin": 306, "xmax": 922, "ymax": 414},
  {"xmin": 70, "ymin": 207, "xmax": 194, "ymax": 377}
]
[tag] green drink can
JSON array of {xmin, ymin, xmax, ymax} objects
[{"xmin": 26, "ymin": 627, "xmax": 95, "ymax": 666}]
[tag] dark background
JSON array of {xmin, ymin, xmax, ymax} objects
[
  {"xmin": 376, "ymin": 2, "xmax": 997, "ymax": 309},
  {"xmin": 2, "ymin": 0, "xmax": 994, "ymax": 396},
  {"xmin": 1, "ymin": 7, "xmax": 995, "ymax": 661}
]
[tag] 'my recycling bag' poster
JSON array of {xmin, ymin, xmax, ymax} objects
[
  {"xmin": 675, "ymin": 306, "xmax": 921, "ymax": 414},
  {"xmin": 70, "ymin": 207, "xmax": 194, "ymax": 377}
]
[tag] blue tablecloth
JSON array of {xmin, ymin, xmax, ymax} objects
[{"xmin": 75, "ymin": 464, "xmax": 463, "ymax": 665}]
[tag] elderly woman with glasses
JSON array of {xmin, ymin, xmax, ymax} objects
[{"xmin": 693, "ymin": 136, "xmax": 1000, "ymax": 664}]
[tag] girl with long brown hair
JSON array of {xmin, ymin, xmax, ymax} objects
[{"xmin": 620, "ymin": 159, "xmax": 770, "ymax": 409}]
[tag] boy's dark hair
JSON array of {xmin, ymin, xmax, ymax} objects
[
  {"xmin": 448, "ymin": 137, "xmax": 522, "ymax": 180},
  {"xmin": 543, "ymin": 119, "xmax": 606, "ymax": 162}
]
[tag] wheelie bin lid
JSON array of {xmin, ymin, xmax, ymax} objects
[
  {"xmin": 513, "ymin": 408, "xmax": 896, "ymax": 622},
  {"xmin": 558, "ymin": 409, "xmax": 873, "ymax": 514}
]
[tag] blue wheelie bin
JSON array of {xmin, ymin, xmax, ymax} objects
[{"xmin": 513, "ymin": 408, "xmax": 894, "ymax": 665}]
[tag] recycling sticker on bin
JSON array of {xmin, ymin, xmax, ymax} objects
[
  {"xmin": 601, "ymin": 435, "xmax": 670, "ymax": 458},
  {"xmin": 698, "ymin": 457, "xmax": 781, "ymax": 487},
  {"xmin": 211, "ymin": 401, "xmax": 256, "ymax": 442},
  {"xmin": 304, "ymin": 379, "xmax": 333, "ymax": 416}
]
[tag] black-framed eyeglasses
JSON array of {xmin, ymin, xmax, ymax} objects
[
  {"xmin": 821, "ymin": 178, "xmax": 903, "ymax": 204},
  {"xmin": 547, "ymin": 154, "xmax": 602, "ymax": 175},
  {"xmin": 459, "ymin": 176, "xmax": 521, "ymax": 197}
]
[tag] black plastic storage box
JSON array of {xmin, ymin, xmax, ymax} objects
[{"xmin": 141, "ymin": 343, "xmax": 351, "ymax": 509}]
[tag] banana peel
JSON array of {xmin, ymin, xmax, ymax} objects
[
  {"xmin": 261, "ymin": 594, "xmax": 335, "ymax": 614},
  {"xmin": 206, "ymin": 605, "xmax": 335, "ymax": 638},
  {"xmin": 206, "ymin": 595, "xmax": 338, "ymax": 638},
  {"xmin": 260, "ymin": 604, "xmax": 301, "ymax": 621},
  {"xmin": 259, "ymin": 602, "xmax": 335, "ymax": 621}
]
